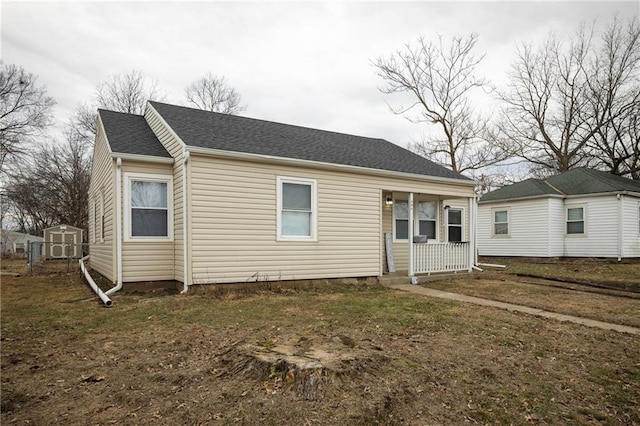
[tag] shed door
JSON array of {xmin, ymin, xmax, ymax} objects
[{"xmin": 51, "ymin": 232, "xmax": 77, "ymax": 258}]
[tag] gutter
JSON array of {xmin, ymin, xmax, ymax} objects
[
  {"xmin": 181, "ymin": 150, "xmax": 190, "ymax": 293},
  {"xmin": 106, "ymin": 157, "xmax": 123, "ymax": 296},
  {"xmin": 617, "ymin": 194, "xmax": 623, "ymax": 262}
]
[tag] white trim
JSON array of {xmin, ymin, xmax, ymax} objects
[
  {"xmin": 446, "ymin": 207, "xmax": 464, "ymax": 242},
  {"xmin": 99, "ymin": 188, "xmax": 105, "ymax": 243},
  {"xmin": 182, "ymin": 150, "xmax": 190, "ymax": 293},
  {"xmin": 276, "ymin": 176, "xmax": 318, "ymax": 242},
  {"xmin": 186, "ymin": 145, "xmax": 475, "ymax": 187},
  {"xmin": 408, "ymin": 192, "xmax": 414, "ymax": 277},
  {"xmin": 565, "ymin": 204, "xmax": 587, "ymax": 237},
  {"xmin": 123, "ymin": 172, "xmax": 174, "ymax": 242},
  {"xmin": 491, "ymin": 207, "xmax": 510, "ymax": 238},
  {"xmin": 110, "ymin": 152, "xmax": 174, "ymax": 164}
]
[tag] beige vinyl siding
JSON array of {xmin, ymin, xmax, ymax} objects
[
  {"xmin": 144, "ymin": 105, "xmax": 185, "ymax": 281},
  {"xmin": 189, "ymin": 154, "xmax": 473, "ymax": 284},
  {"xmin": 88, "ymin": 120, "xmax": 116, "ymax": 281},
  {"xmin": 121, "ymin": 160, "xmax": 175, "ymax": 281},
  {"xmin": 564, "ymin": 196, "xmax": 619, "ymax": 257},
  {"xmin": 477, "ymin": 198, "xmax": 551, "ymax": 257}
]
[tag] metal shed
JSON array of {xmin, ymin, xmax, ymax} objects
[{"xmin": 44, "ymin": 224, "xmax": 84, "ymax": 259}]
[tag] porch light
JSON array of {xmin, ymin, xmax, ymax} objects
[{"xmin": 385, "ymin": 196, "xmax": 393, "ymax": 205}]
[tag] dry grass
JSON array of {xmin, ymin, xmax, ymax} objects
[{"xmin": 1, "ymin": 266, "xmax": 639, "ymax": 425}]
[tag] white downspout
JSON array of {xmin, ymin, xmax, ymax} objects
[
  {"xmin": 408, "ymin": 192, "xmax": 414, "ymax": 279},
  {"xmin": 181, "ymin": 150, "xmax": 190, "ymax": 293},
  {"xmin": 468, "ymin": 196, "xmax": 474, "ymax": 272},
  {"xmin": 106, "ymin": 157, "xmax": 123, "ymax": 296},
  {"xmin": 617, "ymin": 194, "xmax": 623, "ymax": 262}
]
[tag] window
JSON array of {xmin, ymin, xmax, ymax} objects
[
  {"xmin": 277, "ymin": 176, "xmax": 317, "ymax": 240},
  {"xmin": 394, "ymin": 199, "xmax": 438, "ymax": 241},
  {"xmin": 94, "ymin": 197, "xmax": 99, "ymax": 243},
  {"xmin": 493, "ymin": 209, "xmax": 509, "ymax": 236},
  {"xmin": 100, "ymin": 190, "xmax": 105, "ymax": 241},
  {"xmin": 417, "ymin": 201, "xmax": 437, "ymax": 239},
  {"xmin": 394, "ymin": 200, "xmax": 409, "ymax": 240},
  {"xmin": 447, "ymin": 208, "xmax": 463, "ymax": 242},
  {"xmin": 566, "ymin": 206, "xmax": 584, "ymax": 235},
  {"xmin": 125, "ymin": 173, "xmax": 173, "ymax": 241}
]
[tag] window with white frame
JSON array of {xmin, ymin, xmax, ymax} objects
[
  {"xmin": 100, "ymin": 190, "xmax": 105, "ymax": 241},
  {"xmin": 447, "ymin": 208, "xmax": 463, "ymax": 242},
  {"xmin": 417, "ymin": 201, "xmax": 437, "ymax": 239},
  {"xmin": 566, "ymin": 206, "xmax": 584, "ymax": 235},
  {"xmin": 94, "ymin": 197, "xmax": 99, "ymax": 243},
  {"xmin": 394, "ymin": 199, "xmax": 438, "ymax": 241},
  {"xmin": 394, "ymin": 200, "xmax": 409, "ymax": 240},
  {"xmin": 493, "ymin": 209, "xmax": 509, "ymax": 236},
  {"xmin": 277, "ymin": 176, "xmax": 317, "ymax": 240},
  {"xmin": 125, "ymin": 173, "xmax": 173, "ymax": 240}
]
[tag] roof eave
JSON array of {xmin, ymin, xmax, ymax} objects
[
  {"xmin": 186, "ymin": 145, "xmax": 475, "ymax": 187},
  {"xmin": 479, "ymin": 194, "xmax": 563, "ymax": 204},
  {"xmin": 111, "ymin": 152, "xmax": 174, "ymax": 164},
  {"xmin": 564, "ymin": 190, "xmax": 640, "ymax": 199}
]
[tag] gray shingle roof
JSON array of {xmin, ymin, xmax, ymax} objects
[
  {"xmin": 480, "ymin": 168, "xmax": 640, "ymax": 203},
  {"xmin": 149, "ymin": 101, "xmax": 470, "ymax": 181},
  {"xmin": 99, "ymin": 109, "xmax": 171, "ymax": 158}
]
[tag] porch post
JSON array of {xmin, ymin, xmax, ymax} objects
[{"xmin": 408, "ymin": 192, "xmax": 414, "ymax": 277}]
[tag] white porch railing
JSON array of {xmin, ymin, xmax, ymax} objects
[{"xmin": 413, "ymin": 242, "xmax": 470, "ymax": 274}]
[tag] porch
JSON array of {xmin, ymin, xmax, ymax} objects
[{"xmin": 382, "ymin": 189, "xmax": 477, "ymax": 277}]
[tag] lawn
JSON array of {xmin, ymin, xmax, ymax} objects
[{"xmin": 1, "ymin": 263, "xmax": 639, "ymax": 425}]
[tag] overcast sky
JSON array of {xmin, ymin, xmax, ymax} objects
[{"xmin": 2, "ymin": 1, "xmax": 638, "ymax": 148}]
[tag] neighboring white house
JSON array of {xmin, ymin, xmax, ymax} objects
[
  {"xmin": 477, "ymin": 168, "xmax": 640, "ymax": 259},
  {"xmin": 0, "ymin": 230, "xmax": 43, "ymax": 255},
  {"xmin": 88, "ymin": 101, "xmax": 477, "ymax": 292}
]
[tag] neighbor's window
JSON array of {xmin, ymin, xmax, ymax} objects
[
  {"xmin": 125, "ymin": 173, "xmax": 173, "ymax": 240},
  {"xmin": 277, "ymin": 176, "xmax": 317, "ymax": 240},
  {"xmin": 447, "ymin": 208, "xmax": 463, "ymax": 242},
  {"xmin": 493, "ymin": 209, "xmax": 509, "ymax": 236},
  {"xmin": 417, "ymin": 201, "xmax": 437, "ymax": 239},
  {"xmin": 566, "ymin": 206, "xmax": 584, "ymax": 235}
]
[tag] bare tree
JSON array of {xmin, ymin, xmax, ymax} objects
[
  {"xmin": 71, "ymin": 69, "xmax": 165, "ymax": 145},
  {"xmin": 498, "ymin": 17, "xmax": 639, "ymax": 176},
  {"xmin": 373, "ymin": 34, "xmax": 506, "ymax": 174},
  {"xmin": 3, "ymin": 130, "xmax": 91, "ymax": 235},
  {"xmin": 184, "ymin": 73, "xmax": 246, "ymax": 114},
  {"xmin": 586, "ymin": 17, "xmax": 640, "ymax": 179},
  {"xmin": 0, "ymin": 62, "xmax": 55, "ymax": 172}
]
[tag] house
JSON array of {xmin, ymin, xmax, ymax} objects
[
  {"xmin": 1, "ymin": 230, "xmax": 43, "ymax": 256},
  {"xmin": 88, "ymin": 101, "xmax": 477, "ymax": 293},
  {"xmin": 44, "ymin": 224, "xmax": 84, "ymax": 259},
  {"xmin": 477, "ymin": 168, "xmax": 640, "ymax": 260}
]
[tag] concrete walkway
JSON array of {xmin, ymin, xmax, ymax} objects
[{"xmin": 385, "ymin": 283, "xmax": 640, "ymax": 336}]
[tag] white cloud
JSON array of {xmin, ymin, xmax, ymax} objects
[{"xmin": 2, "ymin": 1, "xmax": 637, "ymax": 147}]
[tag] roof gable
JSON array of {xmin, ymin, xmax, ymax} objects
[
  {"xmin": 480, "ymin": 168, "xmax": 640, "ymax": 203},
  {"xmin": 148, "ymin": 101, "xmax": 470, "ymax": 181},
  {"xmin": 99, "ymin": 109, "xmax": 171, "ymax": 158}
]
